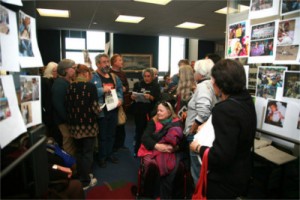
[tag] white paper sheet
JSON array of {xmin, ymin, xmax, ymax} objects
[
  {"xmin": 0, "ymin": 75, "xmax": 27, "ymax": 148},
  {"xmin": 132, "ymin": 92, "xmax": 150, "ymax": 103},
  {"xmin": 18, "ymin": 11, "xmax": 43, "ymax": 68},
  {"xmin": 105, "ymin": 89, "xmax": 118, "ymax": 111},
  {"xmin": 0, "ymin": 6, "xmax": 20, "ymax": 72}
]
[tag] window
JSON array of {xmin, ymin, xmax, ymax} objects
[
  {"xmin": 63, "ymin": 31, "xmax": 105, "ymax": 70},
  {"xmin": 158, "ymin": 36, "xmax": 185, "ymax": 77}
]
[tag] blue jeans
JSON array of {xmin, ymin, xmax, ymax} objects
[
  {"xmin": 98, "ymin": 109, "xmax": 118, "ymax": 161},
  {"xmin": 190, "ymin": 150, "xmax": 201, "ymax": 186}
]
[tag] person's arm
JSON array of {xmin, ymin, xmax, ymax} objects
[
  {"xmin": 90, "ymin": 73, "xmax": 105, "ymax": 101},
  {"xmin": 141, "ymin": 119, "xmax": 157, "ymax": 150},
  {"xmin": 190, "ymin": 83, "xmax": 214, "ymax": 134},
  {"xmin": 52, "ymin": 80, "xmax": 68, "ymax": 122}
]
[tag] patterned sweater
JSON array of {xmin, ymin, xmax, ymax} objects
[{"xmin": 66, "ymin": 77, "xmax": 100, "ymax": 139}]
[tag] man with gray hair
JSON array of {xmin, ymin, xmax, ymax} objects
[
  {"xmin": 91, "ymin": 53, "xmax": 123, "ymax": 168},
  {"xmin": 52, "ymin": 58, "xmax": 76, "ymax": 155},
  {"xmin": 184, "ymin": 58, "xmax": 219, "ymax": 186}
]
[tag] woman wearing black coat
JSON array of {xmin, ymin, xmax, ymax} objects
[{"xmin": 190, "ymin": 59, "xmax": 257, "ymax": 199}]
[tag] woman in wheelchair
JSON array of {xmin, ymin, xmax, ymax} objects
[{"xmin": 137, "ymin": 101, "xmax": 184, "ymax": 199}]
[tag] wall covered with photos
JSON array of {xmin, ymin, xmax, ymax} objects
[{"xmin": 226, "ymin": 0, "xmax": 300, "ymax": 144}]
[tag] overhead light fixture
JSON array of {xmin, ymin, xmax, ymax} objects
[
  {"xmin": 115, "ymin": 15, "xmax": 144, "ymax": 23},
  {"xmin": 214, "ymin": 7, "xmax": 237, "ymax": 14},
  {"xmin": 134, "ymin": 0, "xmax": 171, "ymax": 5},
  {"xmin": 215, "ymin": 4, "xmax": 249, "ymax": 15},
  {"xmin": 37, "ymin": 8, "xmax": 70, "ymax": 18},
  {"xmin": 176, "ymin": 22, "xmax": 205, "ymax": 29},
  {"xmin": 238, "ymin": 4, "xmax": 249, "ymax": 12}
]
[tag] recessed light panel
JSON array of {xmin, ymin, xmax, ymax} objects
[
  {"xmin": 37, "ymin": 8, "xmax": 70, "ymax": 18},
  {"xmin": 176, "ymin": 22, "xmax": 205, "ymax": 29},
  {"xmin": 214, "ymin": 7, "xmax": 237, "ymax": 14},
  {"xmin": 115, "ymin": 15, "xmax": 145, "ymax": 23},
  {"xmin": 134, "ymin": 0, "xmax": 171, "ymax": 5}
]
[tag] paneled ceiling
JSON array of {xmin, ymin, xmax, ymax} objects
[{"xmin": 21, "ymin": 0, "xmax": 249, "ymax": 41}]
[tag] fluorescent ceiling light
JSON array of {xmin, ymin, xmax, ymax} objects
[
  {"xmin": 115, "ymin": 15, "xmax": 144, "ymax": 23},
  {"xmin": 37, "ymin": 8, "xmax": 70, "ymax": 18},
  {"xmin": 176, "ymin": 22, "xmax": 204, "ymax": 29},
  {"xmin": 238, "ymin": 4, "xmax": 249, "ymax": 12},
  {"xmin": 214, "ymin": 7, "xmax": 237, "ymax": 14},
  {"xmin": 215, "ymin": 4, "xmax": 249, "ymax": 15},
  {"xmin": 134, "ymin": 0, "xmax": 171, "ymax": 5}
]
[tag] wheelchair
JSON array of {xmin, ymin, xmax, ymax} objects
[{"xmin": 132, "ymin": 151, "xmax": 194, "ymax": 199}]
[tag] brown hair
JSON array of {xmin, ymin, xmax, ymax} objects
[
  {"xmin": 110, "ymin": 54, "xmax": 122, "ymax": 66},
  {"xmin": 75, "ymin": 64, "xmax": 91, "ymax": 76}
]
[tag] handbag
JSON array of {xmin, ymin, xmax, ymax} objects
[
  {"xmin": 118, "ymin": 106, "xmax": 127, "ymax": 125},
  {"xmin": 192, "ymin": 148, "xmax": 210, "ymax": 200}
]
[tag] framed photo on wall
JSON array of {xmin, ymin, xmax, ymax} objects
[{"xmin": 121, "ymin": 54, "xmax": 152, "ymax": 72}]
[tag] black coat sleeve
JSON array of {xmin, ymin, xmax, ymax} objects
[{"xmin": 141, "ymin": 119, "xmax": 157, "ymax": 150}]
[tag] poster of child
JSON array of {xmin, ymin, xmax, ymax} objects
[{"xmin": 264, "ymin": 100, "xmax": 287, "ymax": 128}]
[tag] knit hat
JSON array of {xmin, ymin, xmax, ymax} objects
[
  {"xmin": 57, "ymin": 59, "xmax": 75, "ymax": 76},
  {"xmin": 194, "ymin": 59, "xmax": 214, "ymax": 78}
]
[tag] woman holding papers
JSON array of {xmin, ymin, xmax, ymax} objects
[
  {"xmin": 190, "ymin": 59, "xmax": 256, "ymax": 199},
  {"xmin": 131, "ymin": 68, "xmax": 161, "ymax": 157}
]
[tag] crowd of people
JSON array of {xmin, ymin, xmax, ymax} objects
[{"xmin": 40, "ymin": 53, "xmax": 257, "ymax": 199}]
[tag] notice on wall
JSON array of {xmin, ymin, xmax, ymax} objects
[
  {"xmin": 20, "ymin": 75, "xmax": 42, "ymax": 128},
  {"xmin": 18, "ymin": 11, "xmax": 43, "ymax": 68},
  {"xmin": 0, "ymin": 6, "xmax": 20, "ymax": 72},
  {"xmin": 0, "ymin": 75, "xmax": 27, "ymax": 148}
]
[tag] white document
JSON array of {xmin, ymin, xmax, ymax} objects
[
  {"xmin": 255, "ymin": 145, "xmax": 296, "ymax": 165},
  {"xmin": 193, "ymin": 115, "xmax": 215, "ymax": 164},
  {"xmin": 132, "ymin": 92, "xmax": 150, "ymax": 103},
  {"xmin": 105, "ymin": 89, "xmax": 118, "ymax": 111}
]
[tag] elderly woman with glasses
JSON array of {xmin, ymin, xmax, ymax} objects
[{"xmin": 137, "ymin": 101, "xmax": 184, "ymax": 199}]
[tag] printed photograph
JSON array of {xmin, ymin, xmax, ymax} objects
[
  {"xmin": 275, "ymin": 45, "xmax": 299, "ymax": 61},
  {"xmin": 20, "ymin": 77, "xmax": 39, "ymax": 102},
  {"xmin": 0, "ymin": 6, "xmax": 9, "ymax": 34},
  {"xmin": 250, "ymin": 39, "xmax": 274, "ymax": 57},
  {"xmin": 256, "ymin": 66, "xmax": 287, "ymax": 99},
  {"xmin": 277, "ymin": 19, "xmax": 295, "ymax": 46},
  {"xmin": 283, "ymin": 71, "xmax": 300, "ymax": 99},
  {"xmin": 264, "ymin": 100, "xmax": 287, "ymax": 128},
  {"xmin": 21, "ymin": 102, "xmax": 32, "ymax": 125},
  {"xmin": 18, "ymin": 12, "xmax": 34, "ymax": 57},
  {"xmin": 281, "ymin": 0, "xmax": 300, "ymax": 15},
  {"xmin": 228, "ymin": 21, "xmax": 250, "ymax": 58},
  {"xmin": 251, "ymin": 21, "xmax": 275, "ymax": 40},
  {"xmin": 251, "ymin": 0, "xmax": 273, "ymax": 11},
  {"xmin": 0, "ymin": 79, "xmax": 11, "ymax": 122}
]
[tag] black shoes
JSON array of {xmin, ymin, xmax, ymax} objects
[
  {"xmin": 98, "ymin": 159, "xmax": 107, "ymax": 168},
  {"xmin": 107, "ymin": 156, "xmax": 119, "ymax": 164}
]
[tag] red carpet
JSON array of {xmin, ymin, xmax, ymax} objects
[{"xmin": 86, "ymin": 181, "xmax": 135, "ymax": 199}]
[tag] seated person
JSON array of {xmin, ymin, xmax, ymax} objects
[{"xmin": 138, "ymin": 101, "xmax": 183, "ymax": 199}]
